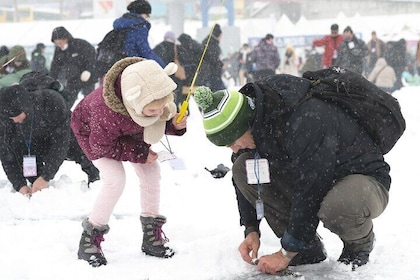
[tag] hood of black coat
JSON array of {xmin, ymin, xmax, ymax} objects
[{"xmin": 20, "ymin": 72, "xmax": 62, "ymax": 92}]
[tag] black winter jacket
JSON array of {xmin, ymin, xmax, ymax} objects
[
  {"xmin": 336, "ymin": 37, "xmax": 368, "ymax": 74},
  {"xmin": 198, "ymin": 34, "xmax": 223, "ymax": 83},
  {"xmin": 177, "ymin": 33, "xmax": 203, "ymax": 85},
  {"xmin": 0, "ymin": 85, "xmax": 70, "ymax": 191},
  {"xmin": 50, "ymin": 34, "xmax": 96, "ymax": 90},
  {"xmin": 237, "ymin": 74, "xmax": 390, "ymax": 250}
]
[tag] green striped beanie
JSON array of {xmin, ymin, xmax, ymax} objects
[{"xmin": 194, "ymin": 86, "xmax": 255, "ymax": 146}]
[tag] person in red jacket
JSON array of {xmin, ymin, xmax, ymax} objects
[{"xmin": 313, "ymin": 24, "xmax": 343, "ymax": 68}]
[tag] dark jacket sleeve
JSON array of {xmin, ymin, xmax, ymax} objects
[
  {"xmin": 77, "ymin": 39, "xmax": 97, "ymax": 78},
  {"xmin": 0, "ymin": 118, "xmax": 28, "ymax": 191},
  {"xmin": 233, "ymin": 178, "xmax": 259, "ymax": 228}
]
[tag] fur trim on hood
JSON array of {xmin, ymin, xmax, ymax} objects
[{"xmin": 102, "ymin": 57, "xmax": 145, "ymax": 116}]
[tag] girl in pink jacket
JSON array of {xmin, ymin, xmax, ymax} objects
[{"xmin": 71, "ymin": 57, "xmax": 187, "ymax": 267}]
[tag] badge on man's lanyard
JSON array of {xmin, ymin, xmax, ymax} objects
[
  {"xmin": 23, "ymin": 155, "xmax": 37, "ymax": 177},
  {"xmin": 245, "ymin": 155, "xmax": 270, "ymax": 220},
  {"xmin": 245, "ymin": 158, "xmax": 270, "ymax": 184}
]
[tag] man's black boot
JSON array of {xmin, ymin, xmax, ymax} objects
[
  {"xmin": 338, "ymin": 230, "xmax": 375, "ymax": 270},
  {"xmin": 289, "ymin": 235, "xmax": 327, "ymax": 266}
]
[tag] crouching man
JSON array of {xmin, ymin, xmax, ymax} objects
[{"xmin": 193, "ymin": 78, "xmax": 390, "ymax": 273}]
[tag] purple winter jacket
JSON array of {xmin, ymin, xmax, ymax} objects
[{"xmin": 70, "ymin": 57, "xmax": 185, "ymax": 163}]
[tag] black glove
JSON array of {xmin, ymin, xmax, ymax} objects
[{"xmin": 205, "ymin": 164, "xmax": 230, "ymax": 179}]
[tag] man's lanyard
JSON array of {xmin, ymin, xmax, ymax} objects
[
  {"xmin": 246, "ymin": 152, "xmax": 271, "ymax": 220},
  {"xmin": 18, "ymin": 112, "xmax": 34, "ymax": 155},
  {"xmin": 254, "ymin": 152, "xmax": 263, "ymax": 200}
]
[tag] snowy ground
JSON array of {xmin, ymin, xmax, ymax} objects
[{"xmin": 0, "ymin": 86, "xmax": 419, "ymax": 280}]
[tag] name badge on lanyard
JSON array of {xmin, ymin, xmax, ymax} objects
[
  {"xmin": 23, "ymin": 155, "xmax": 37, "ymax": 177},
  {"xmin": 245, "ymin": 158, "xmax": 270, "ymax": 184},
  {"xmin": 245, "ymin": 156, "xmax": 270, "ymax": 220}
]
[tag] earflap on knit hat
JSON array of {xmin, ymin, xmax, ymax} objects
[{"xmin": 194, "ymin": 86, "xmax": 255, "ymax": 146}]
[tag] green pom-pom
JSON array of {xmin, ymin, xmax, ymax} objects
[{"xmin": 194, "ymin": 86, "xmax": 213, "ymax": 111}]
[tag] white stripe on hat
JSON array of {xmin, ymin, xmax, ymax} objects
[{"xmin": 204, "ymin": 90, "xmax": 244, "ymax": 134}]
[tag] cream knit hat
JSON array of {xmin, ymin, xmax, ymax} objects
[{"xmin": 121, "ymin": 60, "xmax": 178, "ymax": 144}]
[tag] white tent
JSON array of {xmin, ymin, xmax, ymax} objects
[{"xmin": 276, "ymin": 14, "xmax": 295, "ymax": 36}]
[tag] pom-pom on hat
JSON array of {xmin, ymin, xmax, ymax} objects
[
  {"xmin": 127, "ymin": 0, "xmax": 152, "ymax": 15},
  {"xmin": 194, "ymin": 86, "xmax": 255, "ymax": 146}
]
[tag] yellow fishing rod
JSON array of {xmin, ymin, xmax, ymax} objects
[{"xmin": 176, "ymin": 0, "xmax": 226, "ymax": 123}]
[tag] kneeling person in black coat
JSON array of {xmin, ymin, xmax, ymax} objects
[{"xmin": 0, "ymin": 77, "xmax": 99, "ymax": 196}]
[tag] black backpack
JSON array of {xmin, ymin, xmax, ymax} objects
[
  {"xmin": 95, "ymin": 24, "xmax": 142, "ymax": 79},
  {"xmin": 246, "ymin": 67, "xmax": 406, "ymax": 155},
  {"xmin": 300, "ymin": 67, "xmax": 406, "ymax": 154}
]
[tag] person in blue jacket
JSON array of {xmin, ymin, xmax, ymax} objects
[{"xmin": 113, "ymin": 0, "xmax": 165, "ymax": 68}]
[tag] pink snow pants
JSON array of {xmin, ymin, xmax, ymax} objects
[{"xmin": 88, "ymin": 157, "xmax": 161, "ymax": 227}]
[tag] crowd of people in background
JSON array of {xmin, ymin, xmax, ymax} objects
[
  {"xmin": 222, "ymin": 24, "xmax": 420, "ymax": 92},
  {"xmin": 1, "ymin": 22, "xmax": 419, "ymax": 97}
]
